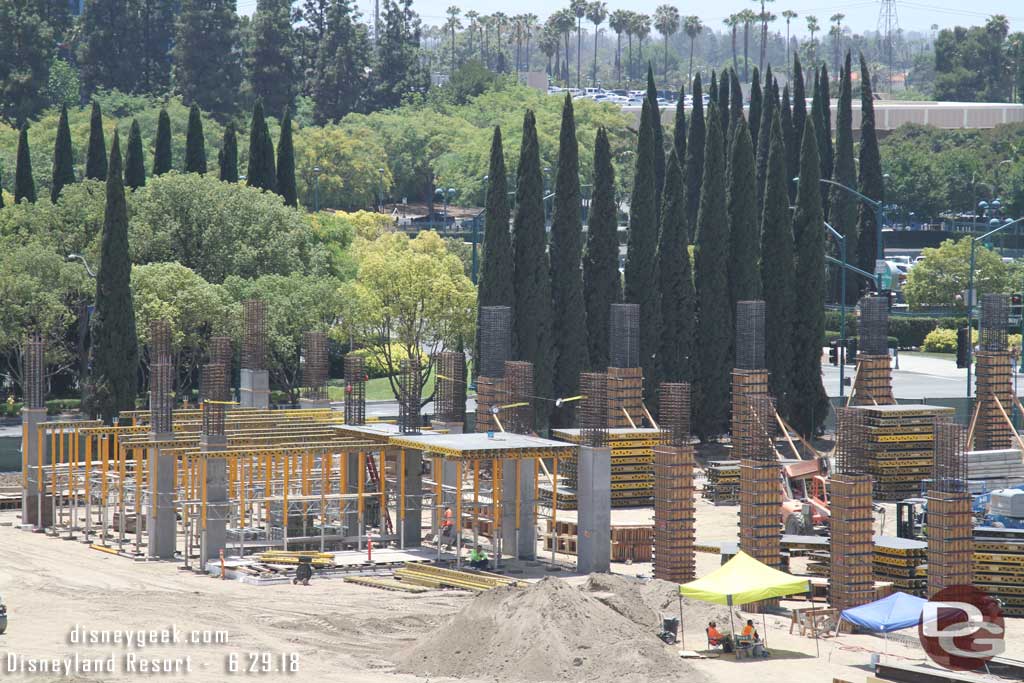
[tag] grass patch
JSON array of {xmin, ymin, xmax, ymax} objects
[{"xmin": 328, "ymin": 368, "xmax": 437, "ymax": 402}]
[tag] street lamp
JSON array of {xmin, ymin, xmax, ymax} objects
[
  {"xmin": 66, "ymin": 254, "xmax": 96, "ymax": 401},
  {"xmin": 66, "ymin": 253, "xmax": 96, "ymax": 278},
  {"xmin": 312, "ymin": 166, "xmax": 322, "ymax": 212},
  {"xmin": 966, "ymin": 215, "xmax": 1024, "ymax": 397}
]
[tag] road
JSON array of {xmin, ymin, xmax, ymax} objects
[{"xmin": 822, "ymin": 351, "xmax": 1012, "ymax": 400}]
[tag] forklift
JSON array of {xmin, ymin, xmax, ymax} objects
[{"xmin": 896, "ymin": 498, "xmax": 927, "ymax": 540}]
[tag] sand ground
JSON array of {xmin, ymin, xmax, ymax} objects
[{"xmin": 0, "ymin": 495, "xmax": 1019, "ymax": 683}]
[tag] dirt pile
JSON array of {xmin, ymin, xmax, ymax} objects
[
  {"xmin": 582, "ymin": 573, "xmax": 731, "ymax": 632},
  {"xmin": 397, "ymin": 577, "xmax": 707, "ymax": 682}
]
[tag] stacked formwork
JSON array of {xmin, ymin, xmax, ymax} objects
[
  {"xmin": 852, "ymin": 296, "xmax": 895, "ymax": 406},
  {"xmin": 653, "ymin": 383, "xmax": 696, "ymax": 583},
  {"xmin": 830, "ymin": 408, "xmax": 876, "ymax": 616},
  {"xmin": 864, "ymin": 404, "xmax": 955, "ymax": 500},
  {"xmin": 608, "ymin": 304, "xmax": 645, "ymax": 428},
  {"xmin": 975, "ymin": 293, "xmax": 1013, "ymax": 450},
  {"xmin": 738, "ymin": 393, "xmax": 781, "ymax": 610},
  {"xmin": 927, "ymin": 421, "xmax": 973, "ymax": 597}
]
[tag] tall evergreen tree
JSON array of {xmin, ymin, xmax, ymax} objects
[
  {"xmin": 729, "ymin": 68, "xmax": 743, "ymax": 129},
  {"xmin": 173, "ymin": 0, "xmax": 242, "ymax": 116},
  {"xmin": 0, "ymin": 166, "xmax": 4, "ymax": 208},
  {"xmin": 85, "ymin": 101, "xmax": 107, "ymax": 181},
  {"xmin": 749, "ymin": 66, "xmax": 762, "ymax": 151},
  {"xmin": 755, "ymin": 65, "xmax": 775, "ymax": 216},
  {"xmin": 683, "ymin": 73, "xmax": 706, "ymax": 239},
  {"xmin": 854, "ymin": 53, "xmax": 884, "ymax": 279},
  {"xmin": 692, "ymin": 101, "xmax": 731, "ymax": 440},
  {"xmin": 246, "ymin": 100, "xmax": 277, "ymax": 192},
  {"xmin": 584, "ymin": 127, "xmax": 621, "ymax": 371},
  {"xmin": 219, "ymin": 123, "xmax": 239, "ymax": 183},
  {"xmin": 830, "ymin": 53, "xmax": 859, "ymax": 305},
  {"xmin": 276, "ymin": 108, "xmax": 297, "ymax": 207},
  {"xmin": 624, "ymin": 99, "xmax": 661, "ymax": 404},
  {"xmin": 14, "ymin": 126, "xmax": 36, "ymax": 203},
  {"xmin": 709, "ymin": 70, "xmax": 718, "ymax": 113},
  {"xmin": 548, "ymin": 95, "xmax": 587, "ymax": 426},
  {"xmin": 727, "ymin": 116, "xmax": 760, "ymax": 305},
  {"xmin": 760, "ymin": 111, "xmax": 796, "ymax": 413},
  {"xmin": 789, "ymin": 117, "xmax": 829, "ymax": 436},
  {"xmin": 512, "ymin": 111, "xmax": 554, "ymax": 429},
  {"xmin": 248, "ymin": 0, "xmax": 297, "ymax": 118},
  {"xmin": 657, "ymin": 147, "xmax": 695, "ymax": 383},
  {"xmin": 184, "ymin": 104, "xmax": 207, "ymax": 174},
  {"xmin": 371, "ymin": 0, "xmax": 430, "ymax": 110},
  {"xmin": 817, "ymin": 65, "xmax": 833, "ymax": 216},
  {"xmin": 313, "ymin": 0, "xmax": 370, "ymax": 123},
  {"xmin": 646, "ymin": 65, "xmax": 665, "ymax": 226},
  {"xmin": 77, "ymin": 0, "xmax": 144, "ymax": 94},
  {"xmin": 478, "ymin": 127, "xmax": 514, "ymax": 311},
  {"xmin": 672, "ymin": 84, "xmax": 687, "ymax": 160},
  {"xmin": 792, "ymin": 53, "xmax": 807, "ymax": 141},
  {"xmin": 89, "ymin": 131, "xmax": 139, "ymax": 424},
  {"xmin": 152, "ymin": 109, "xmax": 172, "ymax": 176},
  {"xmin": 140, "ymin": 0, "xmax": 177, "ymax": 93},
  {"xmin": 781, "ymin": 84, "xmax": 797, "ymax": 202},
  {"xmin": 0, "ymin": 0, "xmax": 54, "ymax": 124},
  {"xmin": 124, "ymin": 119, "xmax": 146, "ymax": 189},
  {"xmin": 717, "ymin": 69, "xmax": 730, "ymax": 133},
  {"xmin": 51, "ymin": 104, "xmax": 75, "ymax": 203}
]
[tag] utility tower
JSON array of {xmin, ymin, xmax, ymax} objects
[{"xmin": 876, "ymin": 0, "xmax": 899, "ymax": 92}]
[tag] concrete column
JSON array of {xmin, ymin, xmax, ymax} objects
[
  {"xmin": 433, "ymin": 422, "xmax": 462, "ymax": 530},
  {"xmin": 501, "ymin": 458, "xmax": 537, "ymax": 560},
  {"xmin": 200, "ymin": 436, "xmax": 228, "ymax": 563},
  {"xmin": 402, "ymin": 448, "xmax": 423, "ymax": 547},
  {"xmin": 577, "ymin": 446, "xmax": 611, "ymax": 574},
  {"xmin": 239, "ymin": 369, "xmax": 269, "ymax": 409},
  {"xmin": 22, "ymin": 408, "xmax": 51, "ymax": 528},
  {"xmin": 299, "ymin": 398, "xmax": 331, "ymax": 410},
  {"xmin": 147, "ymin": 432, "xmax": 177, "ymax": 559}
]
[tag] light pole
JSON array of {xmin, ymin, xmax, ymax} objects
[
  {"xmin": 377, "ymin": 167, "xmax": 386, "ymax": 213},
  {"xmin": 312, "ymin": 166, "xmax": 322, "ymax": 212},
  {"xmin": 966, "ymin": 215, "xmax": 1024, "ymax": 397},
  {"xmin": 807, "ymin": 176, "xmax": 888, "ymax": 289},
  {"xmin": 66, "ymin": 254, "xmax": 97, "ymax": 401}
]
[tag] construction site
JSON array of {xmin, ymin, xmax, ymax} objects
[{"xmin": 4, "ymin": 296, "xmax": 1024, "ymax": 683}]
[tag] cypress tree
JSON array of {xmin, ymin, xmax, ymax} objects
[
  {"xmin": 755, "ymin": 65, "xmax": 775, "ymax": 217},
  {"xmin": 247, "ymin": 100, "xmax": 277, "ymax": 192},
  {"xmin": 749, "ymin": 66, "xmax": 762, "ymax": 152},
  {"xmin": 185, "ymin": 104, "xmax": 207, "ymax": 174},
  {"xmin": 219, "ymin": 124, "xmax": 239, "ymax": 183},
  {"xmin": 14, "ymin": 127, "xmax": 36, "ymax": 204},
  {"xmin": 124, "ymin": 120, "xmax": 146, "ymax": 189},
  {"xmin": 625, "ymin": 99, "xmax": 662, "ymax": 404},
  {"xmin": 709, "ymin": 70, "xmax": 718, "ymax": 114},
  {"xmin": 727, "ymin": 116, "xmax": 760, "ymax": 306},
  {"xmin": 729, "ymin": 68, "xmax": 743, "ymax": 129},
  {"xmin": 51, "ymin": 105, "xmax": 75, "ymax": 203},
  {"xmin": 511, "ymin": 110, "xmax": 554, "ymax": 429},
  {"xmin": 789, "ymin": 116, "xmax": 829, "ymax": 437},
  {"xmin": 854, "ymin": 53, "xmax": 884, "ymax": 279},
  {"xmin": 476, "ymin": 127, "xmax": 514, "ymax": 364},
  {"xmin": 0, "ymin": 168, "xmax": 3, "ymax": 208},
  {"xmin": 85, "ymin": 101, "xmax": 107, "ymax": 181},
  {"xmin": 792, "ymin": 53, "xmax": 807, "ymax": 142},
  {"xmin": 830, "ymin": 53, "xmax": 859, "ymax": 305},
  {"xmin": 781, "ymin": 84, "xmax": 797, "ymax": 202},
  {"xmin": 692, "ymin": 101, "xmax": 731, "ymax": 440},
  {"xmin": 153, "ymin": 109, "xmax": 173, "ymax": 176},
  {"xmin": 657, "ymin": 147, "xmax": 695, "ymax": 383},
  {"xmin": 548, "ymin": 95, "xmax": 587, "ymax": 426},
  {"xmin": 717, "ymin": 69, "xmax": 730, "ymax": 133},
  {"xmin": 89, "ymin": 130, "xmax": 139, "ymax": 424},
  {"xmin": 584, "ymin": 127, "xmax": 621, "ymax": 371},
  {"xmin": 276, "ymin": 108, "xmax": 297, "ymax": 207},
  {"xmin": 673, "ymin": 84, "xmax": 687, "ymax": 161},
  {"xmin": 760, "ymin": 111, "xmax": 796, "ymax": 414},
  {"xmin": 817, "ymin": 65, "xmax": 833, "ymax": 216},
  {"xmin": 646, "ymin": 65, "xmax": 665, "ymax": 226},
  {"xmin": 683, "ymin": 73, "xmax": 706, "ymax": 238}
]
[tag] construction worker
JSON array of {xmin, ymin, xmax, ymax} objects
[
  {"xmin": 706, "ymin": 622, "xmax": 731, "ymax": 651},
  {"xmin": 440, "ymin": 506, "xmax": 454, "ymax": 549},
  {"xmin": 293, "ymin": 557, "xmax": 313, "ymax": 586},
  {"xmin": 468, "ymin": 545, "xmax": 488, "ymax": 570},
  {"xmin": 741, "ymin": 619, "xmax": 760, "ymax": 640}
]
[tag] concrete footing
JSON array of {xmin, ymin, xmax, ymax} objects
[
  {"xmin": 239, "ymin": 369, "xmax": 270, "ymax": 409},
  {"xmin": 577, "ymin": 445, "xmax": 611, "ymax": 574}
]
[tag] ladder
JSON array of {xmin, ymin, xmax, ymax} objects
[{"xmin": 365, "ymin": 455, "xmax": 394, "ymax": 535}]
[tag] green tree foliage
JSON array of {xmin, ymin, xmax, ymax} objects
[
  {"xmin": 124, "ymin": 119, "xmax": 146, "ymax": 189},
  {"xmin": 657, "ymin": 146, "xmax": 694, "ymax": 382},
  {"xmin": 760, "ymin": 112, "xmax": 796, "ymax": 413},
  {"xmin": 624, "ymin": 99, "xmax": 661, "ymax": 402},
  {"xmin": 51, "ymin": 104, "xmax": 74, "ymax": 203},
  {"xmin": 903, "ymin": 239, "xmax": 1011, "ymax": 309},
  {"xmin": 672, "ymin": 83, "xmax": 687, "ymax": 160},
  {"xmin": 854, "ymin": 54, "xmax": 884, "ymax": 280},
  {"xmin": 781, "ymin": 84, "xmax": 796, "ymax": 202},
  {"xmin": 584, "ymin": 127, "xmax": 620, "ymax": 371},
  {"xmin": 729, "ymin": 68, "xmax": 743, "ymax": 130},
  {"xmin": 276, "ymin": 108, "xmax": 297, "ymax": 207},
  {"xmin": 830, "ymin": 53, "xmax": 859, "ymax": 305},
  {"xmin": 511, "ymin": 110, "xmax": 554, "ymax": 429},
  {"xmin": 789, "ymin": 117, "xmax": 828, "ymax": 437},
  {"xmin": 0, "ymin": 179, "xmax": 106, "ymax": 256},
  {"xmin": 152, "ymin": 109, "xmax": 172, "ymax": 176},
  {"xmin": 15, "ymin": 126, "xmax": 36, "ymax": 203},
  {"xmin": 548, "ymin": 94, "xmax": 587, "ymax": 425},
  {"xmin": 727, "ymin": 116, "xmax": 760, "ymax": 304},
  {"xmin": 791, "ymin": 53, "xmax": 807, "ymax": 143},
  {"xmin": 46, "ymin": 57, "xmax": 80, "ymax": 109},
  {"xmin": 89, "ymin": 131, "xmax": 139, "ymax": 423},
  {"xmin": 646, "ymin": 65, "xmax": 665, "ymax": 225},
  {"xmin": 140, "ymin": 0, "xmax": 176, "ymax": 93},
  {"xmin": 292, "ymin": 123, "xmax": 390, "ymax": 209},
  {"xmin": 248, "ymin": 0, "xmax": 297, "ymax": 118},
  {"xmin": 683, "ymin": 73, "xmax": 705, "ymax": 238},
  {"xmin": 0, "ymin": 0, "xmax": 54, "ymax": 123},
  {"xmin": 692, "ymin": 101, "xmax": 731, "ymax": 440},
  {"xmin": 173, "ymin": 0, "xmax": 241, "ymax": 117},
  {"xmin": 477, "ymin": 126, "xmax": 513, "ymax": 361},
  {"xmin": 246, "ymin": 100, "xmax": 277, "ymax": 192},
  {"xmin": 76, "ymin": 0, "xmax": 143, "ymax": 94},
  {"xmin": 85, "ymin": 101, "xmax": 107, "ymax": 180},
  {"xmin": 219, "ymin": 123, "xmax": 238, "ymax": 183},
  {"xmin": 370, "ymin": 0, "xmax": 429, "ymax": 110},
  {"xmin": 749, "ymin": 66, "xmax": 762, "ymax": 151},
  {"xmin": 313, "ymin": 0, "xmax": 370, "ymax": 123},
  {"xmin": 935, "ymin": 18, "xmax": 1013, "ymax": 102},
  {"xmin": 438, "ymin": 59, "xmax": 501, "ymax": 105},
  {"xmin": 716, "ymin": 70, "xmax": 729, "ymax": 133},
  {"xmin": 755, "ymin": 65, "xmax": 774, "ymax": 216},
  {"xmin": 184, "ymin": 104, "xmax": 206, "ymax": 174}
]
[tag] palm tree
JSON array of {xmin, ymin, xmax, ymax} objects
[
  {"xmin": 609, "ymin": 9, "xmax": 630, "ymax": 85},
  {"xmin": 806, "ymin": 15, "xmax": 819, "ymax": 66},
  {"xmin": 782, "ymin": 9, "xmax": 797, "ymax": 70},
  {"xmin": 541, "ymin": 21, "xmax": 560, "ymax": 77},
  {"xmin": 753, "ymin": 0, "xmax": 775, "ymax": 74},
  {"xmin": 571, "ymin": 0, "xmax": 588, "ymax": 89},
  {"xmin": 524, "ymin": 14, "xmax": 538, "ymax": 72},
  {"xmin": 653, "ymin": 5, "xmax": 680, "ymax": 86},
  {"xmin": 493, "ymin": 12, "xmax": 509, "ymax": 72},
  {"xmin": 830, "ymin": 13, "xmax": 844, "ymax": 74},
  {"xmin": 445, "ymin": 7, "xmax": 462, "ymax": 71},
  {"xmin": 479, "ymin": 14, "xmax": 491, "ymax": 66},
  {"xmin": 724, "ymin": 14, "xmax": 740, "ymax": 71},
  {"xmin": 683, "ymin": 15, "xmax": 702, "ymax": 85},
  {"xmin": 512, "ymin": 15, "xmax": 525, "ymax": 75},
  {"xmin": 634, "ymin": 13, "xmax": 651, "ymax": 75},
  {"xmin": 738, "ymin": 9, "xmax": 757, "ymax": 83},
  {"xmin": 465, "ymin": 10, "xmax": 478, "ymax": 54},
  {"xmin": 587, "ymin": 2, "xmax": 608, "ymax": 87},
  {"xmin": 553, "ymin": 9, "xmax": 575, "ymax": 84}
]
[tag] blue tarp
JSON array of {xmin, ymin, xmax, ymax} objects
[{"xmin": 839, "ymin": 592, "xmax": 928, "ymax": 633}]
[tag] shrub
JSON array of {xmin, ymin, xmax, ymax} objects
[
  {"xmin": 347, "ymin": 345, "xmax": 428, "ymax": 380},
  {"xmin": 921, "ymin": 328, "xmax": 958, "ymax": 353}
]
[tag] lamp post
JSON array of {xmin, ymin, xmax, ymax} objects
[
  {"xmin": 966, "ymin": 215, "xmax": 1024, "ymax": 397},
  {"xmin": 66, "ymin": 254, "xmax": 96, "ymax": 401},
  {"xmin": 312, "ymin": 166, "xmax": 322, "ymax": 212},
  {"xmin": 377, "ymin": 167, "xmax": 386, "ymax": 213},
  {"xmin": 817, "ymin": 177, "xmax": 888, "ymax": 289}
]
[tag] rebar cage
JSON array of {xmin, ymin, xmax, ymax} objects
[
  {"xmin": 343, "ymin": 354, "xmax": 366, "ymax": 425},
  {"xmin": 300, "ymin": 331, "xmax": 328, "ymax": 401},
  {"xmin": 434, "ymin": 351, "xmax": 466, "ymax": 424},
  {"xmin": 201, "ymin": 364, "xmax": 227, "ymax": 437},
  {"xmin": 609, "ymin": 304, "xmax": 640, "ymax": 368},
  {"xmin": 479, "ymin": 306, "xmax": 512, "ymax": 379},
  {"xmin": 834, "ymin": 407, "xmax": 868, "ymax": 475},
  {"xmin": 242, "ymin": 300, "xmax": 267, "ymax": 371},
  {"xmin": 858, "ymin": 296, "xmax": 890, "ymax": 356},
  {"xmin": 659, "ymin": 382, "xmax": 691, "ymax": 446},
  {"xmin": 579, "ymin": 372, "xmax": 609, "ymax": 447},
  {"xmin": 398, "ymin": 357, "xmax": 422, "ymax": 434},
  {"xmin": 503, "ymin": 360, "xmax": 534, "ymax": 434},
  {"xmin": 24, "ymin": 334, "xmax": 45, "ymax": 410},
  {"xmin": 980, "ymin": 293, "xmax": 1009, "ymax": 352},
  {"xmin": 735, "ymin": 301, "xmax": 766, "ymax": 370},
  {"xmin": 149, "ymin": 320, "xmax": 173, "ymax": 434},
  {"xmin": 932, "ymin": 420, "xmax": 968, "ymax": 493}
]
